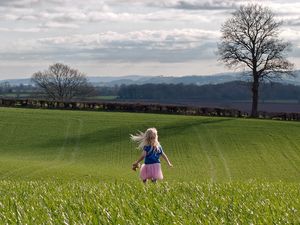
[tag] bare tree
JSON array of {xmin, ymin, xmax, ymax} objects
[
  {"xmin": 32, "ymin": 63, "xmax": 95, "ymax": 101},
  {"xmin": 218, "ymin": 4, "xmax": 294, "ymax": 117}
]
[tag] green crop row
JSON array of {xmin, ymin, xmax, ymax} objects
[{"xmin": 0, "ymin": 180, "xmax": 299, "ymax": 224}]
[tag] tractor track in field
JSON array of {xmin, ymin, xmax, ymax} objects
[
  {"xmin": 0, "ymin": 123, "xmax": 28, "ymax": 179},
  {"xmin": 0, "ymin": 122, "xmax": 5, "ymax": 135},
  {"xmin": 202, "ymin": 124, "xmax": 232, "ymax": 182},
  {"xmin": 4, "ymin": 122, "xmax": 17, "ymax": 145},
  {"xmin": 170, "ymin": 135, "xmax": 190, "ymax": 179},
  {"xmin": 275, "ymin": 127, "xmax": 300, "ymax": 174},
  {"xmin": 194, "ymin": 126, "xmax": 216, "ymax": 182},
  {"xmin": 54, "ymin": 120, "xmax": 71, "ymax": 161},
  {"xmin": 70, "ymin": 118, "xmax": 83, "ymax": 162},
  {"xmin": 21, "ymin": 118, "xmax": 84, "ymax": 179}
]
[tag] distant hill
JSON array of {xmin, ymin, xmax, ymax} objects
[
  {"xmin": 88, "ymin": 73, "xmax": 243, "ymax": 86},
  {"xmin": 1, "ymin": 71, "xmax": 300, "ymax": 86},
  {"xmin": 0, "ymin": 78, "xmax": 33, "ymax": 86}
]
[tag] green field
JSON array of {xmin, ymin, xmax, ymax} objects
[
  {"xmin": 1, "ymin": 107, "xmax": 299, "ymax": 182},
  {"xmin": 85, "ymin": 95, "xmax": 118, "ymax": 100},
  {"xmin": 0, "ymin": 107, "xmax": 299, "ymax": 223}
]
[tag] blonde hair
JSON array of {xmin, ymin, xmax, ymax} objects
[{"xmin": 130, "ymin": 128, "xmax": 160, "ymax": 150}]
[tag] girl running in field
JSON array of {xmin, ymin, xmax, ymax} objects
[{"xmin": 131, "ymin": 128, "xmax": 173, "ymax": 183}]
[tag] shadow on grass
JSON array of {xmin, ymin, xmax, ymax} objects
[
  {"xmin": 34, "ymin": 125, "xmax": 130, "ymax": 150},
  {"xmin": 159, "ymin": 118, "xmax": 233, "ymax": 136},
  {"xmin": 34, "ymin": 117, "xmax": 233, "ymax": 151}
]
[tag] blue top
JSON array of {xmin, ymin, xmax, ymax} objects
[{"xmin": 144, "ymin": 145, "xmax": 163, "ymax": 164}]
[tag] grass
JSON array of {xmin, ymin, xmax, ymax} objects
[
  {"xmin": 0, "ymin": 107, "xmax": 299, "ymax": 223},
  {"xmin": 0, "ymin": 107, "xmax": 299, "ymax": 182},
  {"xmin": 86, "ymin": 95, "xmax": 118, "ymax": 100},
  {"xmin": 0, "ymin": 180, "xmax": 299, "ymax": 224}
]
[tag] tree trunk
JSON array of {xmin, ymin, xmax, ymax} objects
[{"xmin": 251, "ymin": 76, "xmax": 259, "ymax": 118}]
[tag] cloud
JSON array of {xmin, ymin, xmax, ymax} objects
[
  {"xmin": 110, "ymin": 0, "xmax": 238, "ymax": 10},
  {"xmin": 0, "ymin": 5, "xmax": 210, "ymax": 24},
  {"xmin": 0, "ymin": 0, "xmax": 300, "ymax": 77},
  {"xmin": 0, "ymin": 0, "xmax": 40, "ymax": 7},
  {"xmin": 0, "ymin": 27, "xmax": 41, "ymax": 32},
  {"xmin": 149, "ymin": 0, "xmax": 240, "ymax": 10},
  {"xmin": 280, "ymin": 28, "xmax": 300, "ymax": 41},
  {"xmin": 0, "ymin": 29, "xmax": 220, "ymax": 62},
  {"xmin": 38, "ymin": 22, "xmax": 79, "ymax": 29},
  {"xmin": 5, "ymin": 26, "xmax": 300, "ymax": 64},
  {"xmin": 285, "ymin": 17, "xmax": 300, "ymax": 26},
  {"xmin": 267, "ymin": 1, "xmax": 300, "ymax": 12},
  {"xmin": 37, "ymin": 29, "xmax": 220, "ymax": 50},
  {"xmin": 1, "ymin": 0, "xmax": 298, "ymax": 30}
]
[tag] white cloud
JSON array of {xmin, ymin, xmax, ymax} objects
[
  {"xmin": 0, "ymin": 5, "xmax": 215, "ymax": 24},
  {"xmin": 280, "ymin": 28, "xmax": 300, "ymax": 42},
  {"xmin": 35, "ymin": 29, "xmax": 220, "ymax": 50},
  {"xmin": 0, "ymin": 27, "xmax": 41, "ymax": 32},
  {"xmin": 0, "ymin": 0, "xmax": 299, "ymax": 77},
  {"xmin": 0, "ymin": 29, "xmax": 220, "ymax": 63},
  {"xmin": 148, "ymin": 0, "xmax": 240, "ymax": 10},
  {"xmin": 38, "ymin": 22, "xmax": 79, "ymax": 29},
  {"xmin": 1, "ymin": 0, "xmax": 298, "ymax": 30},
  {"xmin": 0, "ymin": 0, "xmax": 40, "ymax": 7},
  {"xmin": 267, "ymin": 1, "xmax": 300, "ymax": 15}
]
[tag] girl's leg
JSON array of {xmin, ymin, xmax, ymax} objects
[
  {"xmin": 143, "ymin": 179, "xmax": 147, "ymax": 184},
  {"xmin": 151, "ymin": 178, "xmax": 157, "ymax": 183}
]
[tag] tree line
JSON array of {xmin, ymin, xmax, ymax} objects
[
  {"xmin": 2, "ymin": 81, "xmax": 300, "ymax": 102},
  {"xmin": 117, "ymin": 82, "xmax": 300, "ymax": 101},
  {"xmin": 0, "ymin": 82, "xmax": 36, "ymax": 97}
]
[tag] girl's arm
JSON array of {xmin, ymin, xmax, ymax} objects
[
  {"xmin": 162, "ymin": 152, "xmax": 173, "ymax": 167},
  {"xmin": 133, "ymin": 150, "xmax": 147, "ymax": 166}
]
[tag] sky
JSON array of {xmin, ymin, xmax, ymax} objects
[{"xmin": 1, "ymin": 0, "xmax": 300, "ymax": 79}]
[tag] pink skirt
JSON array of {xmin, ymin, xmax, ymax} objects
[{"xmin": 140, "ymin": 163, "xmax": 163, "ymax": 180}]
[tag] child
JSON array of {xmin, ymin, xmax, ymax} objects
[{"xmin": 131, "ymin": 128, "xmax": 173, "ymax": 183}]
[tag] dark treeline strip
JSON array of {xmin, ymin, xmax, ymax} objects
[
  {"xmin": 0, "ymin": 81, "xmax": 300, "ymax": 102},
  {"xmin": 0, "ymin": 82, "xmax": 36, "ymax": 95},
  {"xmin": 2, "ymin": 81, "xmax": 300, "ymax": 102},
  {"xmin": 1, "ymin": 98, "xmax": 300, "ymax": 121},
  {"xmin": 117, "ymin": 81, "xmax": 300, "ymax": 101}
]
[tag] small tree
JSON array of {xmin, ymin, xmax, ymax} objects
[
  {"xmin": 218, "ymin": 4, "xmax": 294, "ymax": 117},
  {"xmin": 0, "ymin": 82, "xmax": 11, "ymax": 95},
  {"xmin": 32, "ymin": 63, "xmax": 95, "ymax": 101}
]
